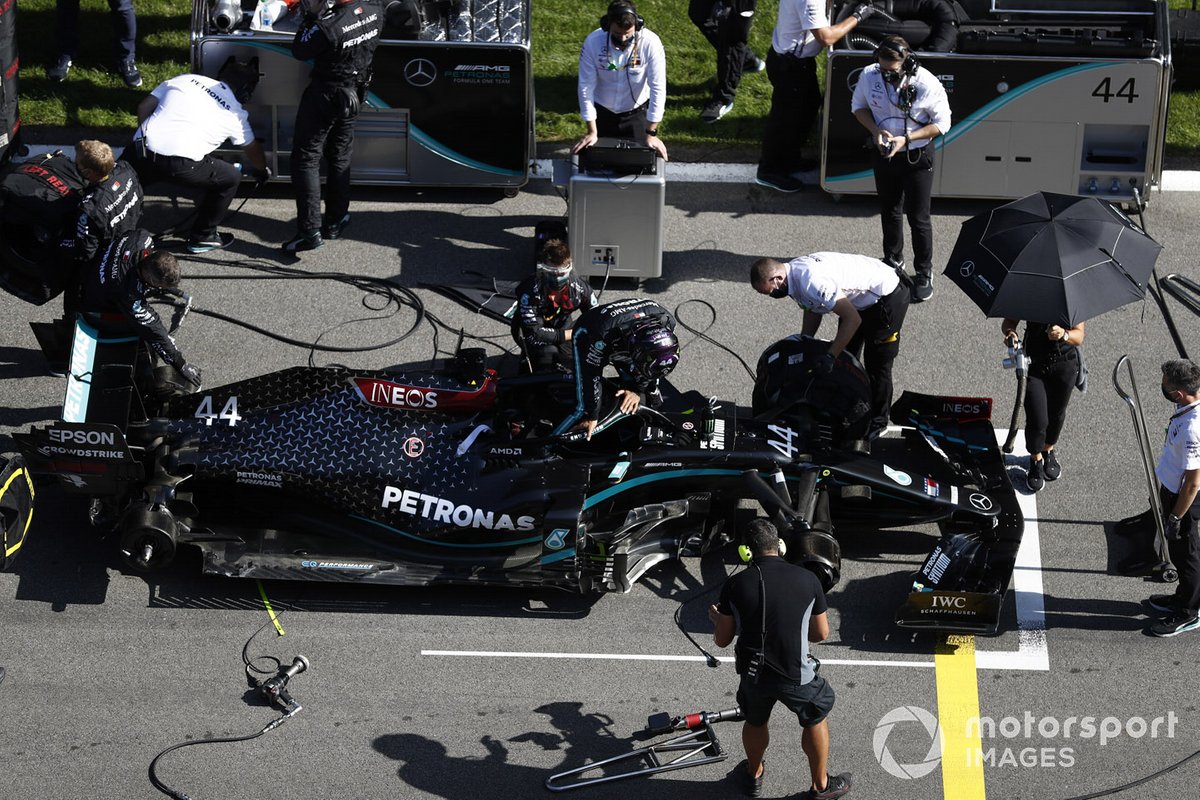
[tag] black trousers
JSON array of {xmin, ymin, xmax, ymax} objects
[
  {"xmin": 291, "ymin": 82, "xmax": 359, "ymax": 233},
  {"xmin": 1159, "ymin": 486, "xmax": 1200, "ymax": 613},
  {"xmin": 125, "ymin": 147, "xmax": 240, "ymax": 240},
  {"xmin": 1024, "ymin": 357, "xmax": 1076, "ymax": 455},
  {"xmin": 873, "ymin": 145, "xmax": 935, "ymax": 276},
  {"xmin": 57, "ymin": 0, "xmax": 135, "ymax": 60},
  {"xmin": 759, "ymin": 51, "xmax": 820, "ymax": 175},
  {"xmin": 848, "ymin": 284, "xmax": 910, "ymax": 434},
  {"xmin": 688, "ymin": 0, "xmax": 760, "ymax": 105},
  {"xmin": 595, "ymin": 102, "xmax": 648, "ymax": 140}
]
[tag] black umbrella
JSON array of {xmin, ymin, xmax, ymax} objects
[{"xmin": 943, "ymin": 192, "xmax": 1162, "ymax": 327}]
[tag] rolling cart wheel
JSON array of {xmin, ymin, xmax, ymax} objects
[
  {"xmin": 503, "ymin": 187, "xmax": 520, "ymax": 198},
  {"xmin": 1160, "ymin": 566, "xmax": 1179, "ymax": 584}
]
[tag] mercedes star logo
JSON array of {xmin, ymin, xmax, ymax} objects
[
  {"xmin": 968, "ymin": 492, "xmax": 993, "ymax": 511},
  {"xmin": 404, "ymin": 58, "xmax": 437, "ymax": 87},
  {"xmin": 960, "ymin": 260, "xmax": 975, "ymax": 277}
]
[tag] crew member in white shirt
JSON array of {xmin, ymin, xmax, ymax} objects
[
  {"xmin": 852, "ymin": 35, "xmax": 951, "ymax": 303},
  {"xmin": 573, "ymin": 1, "xmax": 668, "ymax": 161},
  {"xmin": 1147, "ymin": 359, "xmax": 1200, "ymax": 638},
  {"xmin": 750, "ymin": 252, "xmax": 909, "ymax": 437},
  {"xmin": 125, "ymin": 57, "xmax": 269, "ymax": 254}
]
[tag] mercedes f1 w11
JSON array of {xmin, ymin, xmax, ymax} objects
[{"xmin": 7, "ymin": 322, "xmax": 1023, "ymax": 633}]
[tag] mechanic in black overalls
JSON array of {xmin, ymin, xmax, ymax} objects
[
  {"xmin": 1001, "ymin": 318, "xmax": 1086, "ymax": 492},
  {"xmin": 59, "ymin": 140, "xmax": 144, "ymax": 334},
  {"xmin": 553, "ymin": 297, "xmax": 679, "ymax": 440},
  {"xmin": 511, "ymin": 238, "xmax": 597, "ymax": 372},
  {"xmin": 283, "ymin": 0, "xmax": 384, "ymax": 253},
  {"xmin": 81, "ymin": 228, "xmax": 202, "ymax": 388}
]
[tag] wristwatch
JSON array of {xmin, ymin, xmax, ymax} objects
[{"xmin": 645, "ymin": 127, "xmax": 659, "ymax": 136}]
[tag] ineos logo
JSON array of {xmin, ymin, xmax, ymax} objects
[
  {"xmin": 968, "ymin": 492, "xmax": 993, "ymax": 511},
  {"xmin": 404, "ymin": 58, "xmax": 437, "ymax": 87},
  {"xmin": 960, "ymin": 261, "xmax": 975, "ymax": 277}
]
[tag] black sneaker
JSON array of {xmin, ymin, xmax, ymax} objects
[
  {"xmin": 700, "ymin": 100, "xmax": 734, "ymax": 123},
  {"xmin": 48, "ymin": 55, "xmax": 73, "ymax": 82},
  {"xmin": 812, "ymin": 772, "xmax": 852, "ymax": 799},
  {"xmin": 738, "ymin": 759, "xmax": 764, "ymax": 798},
  {"xmin": 1042, "ymin": 449, "xmax": 1061, "ymax": 481},
  {"xmin": 1150, "ymin": 611, "xmax": 1200, "ymax": 638},
  {"xmin": 321, "ymin": 213, "xmax": 351, "ymax": 240},
  {"xmin": 283, "ymin": 230, "xmax": 324, "ymax": 253},
  {"xmin": 1027, "ymin": 457, "xmax": 1045, "ymax": 492},
  {"xmin": 754, "ymin": 172, "xmax": 803, "ymax": 193},
  {"xmin": 883, "ymin": 256, "xmax": 906, "ymax": 272},
  {"xmin": 1146, "ymin": 594, "xmax": 1181, "ymax": 614},
  {"xmin": 187, "ymin": 231, "xmax": 235, "ymax": 253},
  {"xmin": 118, "ymin": 58, "xmax": 143, "ymax": 88},
  {"xmin": 912, "ymin": 273, "xmax": 934, "ymax": 302}
]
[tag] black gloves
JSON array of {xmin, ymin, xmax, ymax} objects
[
  {"xmin": 853, "ymin": 3, "xmax": 877, "ymax": 22},
  {"xmin": 1163, "ymin": 512, "xmax": 1182, "ymax": 541},
  {"xmin": 247, "ymin": 166, "xmax": 272, "ymax": 189},
  {"xmin": 180, "ymin": 363, "xmax": 203, "ymax": 389},
  {"xmin": 815, "ymin": 353, "xmax": 835, "ymax": 375}
]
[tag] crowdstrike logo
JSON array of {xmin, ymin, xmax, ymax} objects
[{"xmin": 873, "ymin": 706, "xmax": 943, "ymax": 780}]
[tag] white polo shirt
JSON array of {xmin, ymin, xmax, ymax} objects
[
  {"xmin": 772, "ymin": 0, "xmax": 829, "ymax": 59},
  {"xmin": 851, "ymin": 63, "xmax": 952, "ymax": 150},
  {"xmin": 578, "ymin": 27, "xmax": 667, "ymax": 123},
  {"xmin": 1156, "ymin": 400, "xmax": 1200, "ymax": 493},
  {"xmin": 136, "ymin": 74, "xmax": 254, "ymax": 161},
  {"xmin": 785, "ymin": 252, "xmax": 899, "ymax": 313}
]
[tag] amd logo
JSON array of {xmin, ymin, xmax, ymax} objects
[{"xmin": 489, "ymin": 446, "xmax": 522, "ymax": 456}]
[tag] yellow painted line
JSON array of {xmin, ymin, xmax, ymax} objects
[
  {"xmin": 935, "ymin": 634, "xmax": 985, "ymax": 799},
  {"xmin": 256, "ymin": 580, "xmax": 286, "ymax": 636}
]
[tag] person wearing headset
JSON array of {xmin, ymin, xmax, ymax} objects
[
  {"xmin": 80, "ymin": 229, "xmax": 202, "ymax": 388},
  {"xmin": 851, "ymin": 35, "xmax": 951, "ymax": 303},
  {"xmin": 708, "ymin": 518, "xmax": 851, "ymax": 799},
  {"xmin": 554, "ymin": 297, "xmax": 679, "ymax": 440},
  {"xmin": 572, "ymin": 1, "xmax": 668, "ymax": 162},
  {"xmin": 511, "ymin": 238, "xmax": 597, "ymax": 373},
  {"xmin": 283, "ymin": 0, "xmax": 384, "ymax": 253},
  {"xmin": 750, "ymin": 253, "xmax": 909, "ymax": 440}
]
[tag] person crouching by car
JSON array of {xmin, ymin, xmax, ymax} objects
[
  {"xmin": 511, "ymin": 239, "xmax": 597, "ymax": 373},
  {"xmin": 81, "ymin": 228, "xmax": 202, "ymax": 390}
]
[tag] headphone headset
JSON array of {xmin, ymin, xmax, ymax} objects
[
  {"xmin": 738, "ymin": 526, "xmax": 787, "ymax": 563},
  {"xmin": 599, "ymin": 1, "xmax": 644, "ymax": 31},
  {"xmin": 874, "ymin": 36, "xmax": 918, "ymax": 78}
]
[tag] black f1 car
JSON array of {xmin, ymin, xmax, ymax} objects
[{"xmin": 5, "ymin": 318, "xmax": 1023, "ymax": 634}]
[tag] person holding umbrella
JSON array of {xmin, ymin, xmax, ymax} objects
[{"xmin": 999, "ymin": 318, "xmax": 1085, "ymax": 491}]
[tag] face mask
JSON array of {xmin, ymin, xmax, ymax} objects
[
  {"xmin": 769, "ymin": 284, "xmax": 789, "ymax": 299},
  {"xmin": 611, "ymin": 29, "xmax": 634, "ymax": 49},
  {"xmin": 882, "ymin": 69, "xmax": 902, "ymax": 85},
  {"xmin": 1164, "ymin": 385, "xmax": 1180, "ymax": 403}
]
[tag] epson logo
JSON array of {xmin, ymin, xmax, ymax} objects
[
  {"xmin": 49, "ymin": 428, "xmax": 115, "ymax": 446},
  {"xmin": 454, "ymin": 64, "xmax": 510, "ymax": 71}
]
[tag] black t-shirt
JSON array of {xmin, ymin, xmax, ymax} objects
[{"xmin": 717, "ymin": 556, "xmax": 827, "ymax": 683}]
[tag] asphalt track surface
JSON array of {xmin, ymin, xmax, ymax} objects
[{"xmin": 2, "ymin": 177, "xmax": 1200, "ymax": 800}]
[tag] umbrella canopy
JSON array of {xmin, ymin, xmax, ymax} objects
[{"xmin": 943, "ymin": 192, "xmax": 1162, "ymax": 327}]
